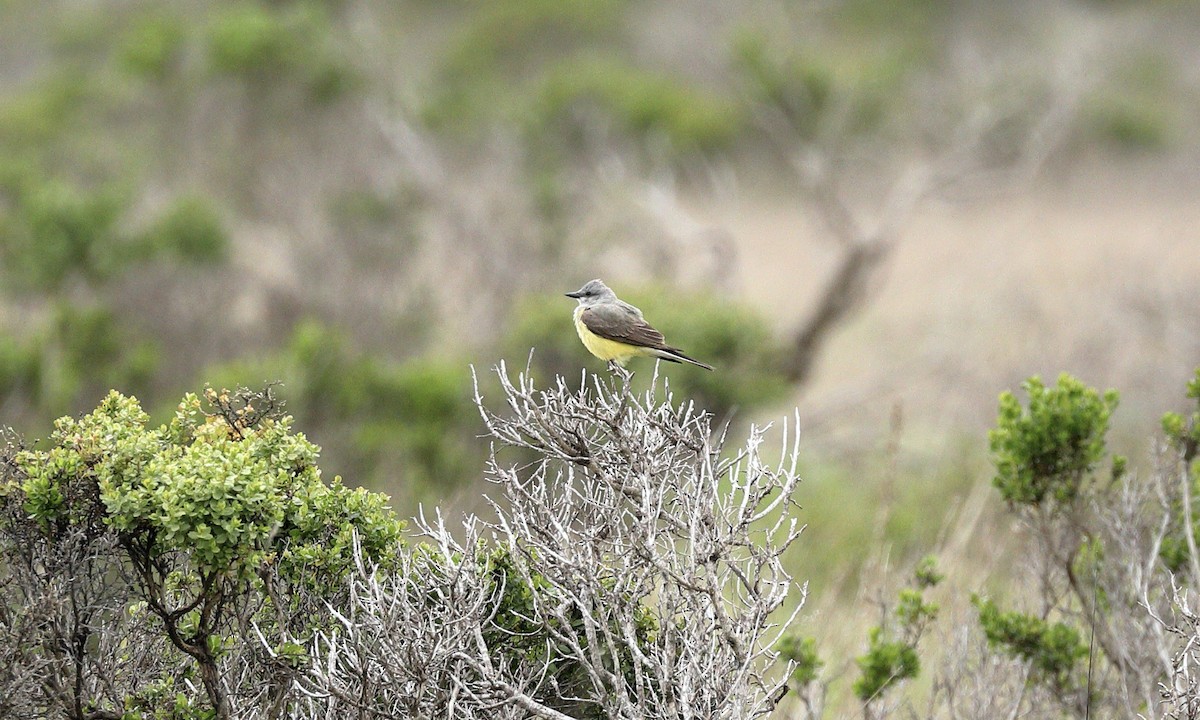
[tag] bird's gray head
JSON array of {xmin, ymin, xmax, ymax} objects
[{"xmin": 565, "ymin": 279, "xmax": 616, "ymax": 305}]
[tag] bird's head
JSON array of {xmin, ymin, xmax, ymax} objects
[{"xmin": 565, "ymin": 279, "xmax": 615, "ymax": 304}]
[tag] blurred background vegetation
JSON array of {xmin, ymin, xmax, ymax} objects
[{"xmin": 2, "ymin": 0, "xmax": 1198, "ymax": 714}]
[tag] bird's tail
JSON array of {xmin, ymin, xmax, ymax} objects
[{"xmin": 655, "ymin": 347, "xmax": 714, "ymax": 371}]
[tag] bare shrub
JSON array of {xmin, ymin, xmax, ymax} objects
[{"xmin": 292, "ymin": 364, "xmax": 806, "ymax": 719}]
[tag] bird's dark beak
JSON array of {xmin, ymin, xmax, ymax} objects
[{"xmin": 565, "ymin": 291, "xmax": 583, "ymax": 298}]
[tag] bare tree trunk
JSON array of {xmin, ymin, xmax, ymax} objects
[{"xmin": 784, "ymin": 238, "xmax": 886, "ymax": 385}]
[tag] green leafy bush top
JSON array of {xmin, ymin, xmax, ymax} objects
[
  {"xmin": 12, "ymin": 388, "xmax": 402, "ymax": 581},
  {"xmin": 974, "ymin": 596, "xmax": 1087, "ymax": 693},
  {"xmin": 989, "ymin": 374, "xmax": 1118, "ymax": 507}
]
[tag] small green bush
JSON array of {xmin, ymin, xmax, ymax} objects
[
  {"xmin": 206, "ymin": 2, "xmax": 354, "ymax": 102},
  {"xmin": 15, "ymin": 388, "xmax": 403, "ymax": 581},
  {"xmin": 731, "ymin": 25, "xmax": 921, "ymax": 141},
  {"xmin": 851, "ymin": 558, "xmax": 941, "ymax": 703},
  {"xmin": 1162, "ymin": 367, "xmax": 1200, "ymax": 463},
  {"xmin": 0, "ymin": 74, "xmax": 87, "ymax": 152},
  {"xmin": 1085, "ymin": 50, "xmax": 1179, "ymax": 151},
  {"xmin": 973, "ymin": 596, "xmax": 1087, "ymax": 692},
  {"xmin": 1086, "ymin": 93, "xmax": 1173, "ymax": 151},
  {"xmin": 1156, "ymin": 369, "xmax": 1200, "ymax": 573},
  {"xmin": 853, "ymin": 628, "xmax": 920, "ymax": 702},
  {"xmin": 0, "ymin": 303, "xmax": 158, "ymax": 422},
  {"xmin": 135, "ymin": 194, "xmax": 229, "ymax": 264},
  {"xmin": 208, "ymin": 4, "xmax": 303, "ymax": 78},
  {"xmin": 425, "ymin": 0, "xmax": 626, "ymax": 131},
  {"xmin": 989, "ymin": 374, "xmax": 1118, "ymax": 508},
  {"xmin": 536, "ymin": 58, "xmax": 743, "ymax": 154},
  {"xmin": 778, "ymin": 635, "xmax": 823, "ymax": 685},
  {"xmin": 0, "ymin": 175, "xmax": 127, "ymax": 291},
  {"xmin": 2, "ymin": 387, "xmax": 405, "ymax": 715},
  {"xmin": 119, "ymin": 12, "xmax": 187, "ymax": 81}
]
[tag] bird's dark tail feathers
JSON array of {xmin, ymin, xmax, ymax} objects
[{"xmin": 658, "ymin": 347, "xmax": 714, "ymax": 371}]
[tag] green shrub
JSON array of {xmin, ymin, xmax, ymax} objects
[
  {"xmin": 2, "ymin": 387, "xmax": 404, "ymax": 715},
  {"xmin": 1157, "ymin": 368, "xmax": 1200, "ymax": 573},
  {"xmin": 1086, "ymin": 92, "xmax": 1173, "ymax": 150},
  {"xmin": 425, "ymin": 0, "xmax": 626, "ymax": 130},
  {"xmin": 732, "ymin": 23, "xmax": 922, "ymax": 141},
  {"xmin": 441, "ymin": 0, "xmax": 625, "ymax": 81},
  {"xmin": 1161, "ymin": 367, "xmax": 1200, "ymax": 463},
  {"xmin": 1, "ymin": 174, "xmax": 223, "ymax": 292},
  {"xmin": 1085, "ymin": 50, "xmax": 1179, "ymax": 151},
  {"xmin": 0, "ymin": 74, "xmax": 87, "ymax": 152},
  {"xmin": 0, "ymin": 335, "xmax": 41, "ymax": 401},
  {"xmin": 0, "ymin": 175, "xmax": 127, "ymax": 291},
  {"xmin": 0, "ymin": 302, "xmax": 158, "ymax": 424},
  {"xmin": 135, "ymin": 194, "xmax": 228, "ymax": 264},
  {"xmin": 732, "ymin": 31, "xmax": 834, "ymax": 139},
  {"xmin": 973, "ymin": 596, "xmax": 1087, "ymax": 692},
  {"xmin": 778, "ymin": 635, "xmax": 823, "ymax": 685},
  {"xmin": 851, "ymin": 558, "xmax": 940, "ymax": 703},
  {"xmin": 119, "ymin": 12, "xmax": 187, "ymax": 81},
  {"xmin": 853, "ymin": 628, "xmax": 920, "ymax": 702},
  {"xmin": 206, "ymin": 2, "xmax": 354, "ymax": 102},
  {"xmin": 535, "ymin": 58, "xmax": 743, "ymax": 154},
  {"xmin": 16, "ymin": 388, "xmax": 403, "ymax": 578},
  {"xmin": 989, "ymin": 374, "xmax": 1118, "ymax": 508},
  {"xmin": 208, "ymin": 4, "xmax": 303, "ymax": 78}
]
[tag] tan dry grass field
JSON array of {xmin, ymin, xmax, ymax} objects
[{"xmin": 721, "ymin": 153, "xmax": 1200, "ymax": 445}]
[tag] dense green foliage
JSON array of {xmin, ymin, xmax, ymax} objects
[
  {"xmin": 989, "ymin": 374, "xmax": 1119, "ymax": 507},
  {"xmin": 973, "ymin": 596, "xmax": 1087, "ymax": 693},
  {"xmin": 0, "ymin": 387, "xmax": 405, "ymax": 716}
]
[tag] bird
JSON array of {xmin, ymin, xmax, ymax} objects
[{"xmin": 565, "ymin": 279, "xmax": 713, "ymax": 371}]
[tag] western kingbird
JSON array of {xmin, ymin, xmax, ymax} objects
[{"xmin": 565, "ymin": 279, "xmax": 713, "ymax": 370}]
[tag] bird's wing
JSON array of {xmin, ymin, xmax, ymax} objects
[{"xmin": 580, "ymin": 303, "xmax": 667, "ymax": 349}]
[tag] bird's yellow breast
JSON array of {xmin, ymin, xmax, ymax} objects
[{"xmin": 574, "ymin": 306, "xmax": 643, "ymax": 365}]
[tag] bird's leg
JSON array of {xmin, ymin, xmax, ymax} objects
[{"xmin": 607, "ymin": 362, "xmax": 633, "ymax": 382}]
